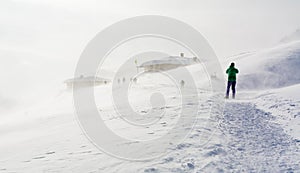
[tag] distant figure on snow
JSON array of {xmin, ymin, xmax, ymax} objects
[
  {"xmin": 180, "ymin": 80, "xmax": 185, "ymax": 88},
  {"xmin": 226, "ymin": 62, "xmax": 239, "ymax": 99},
  {"xmin": 133, "ymin": 77, "xmax": 137, "ymax": 83}
]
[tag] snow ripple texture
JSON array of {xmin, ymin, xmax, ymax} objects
[{"xmin": 209, "ymin": 102, "xmax": 300, "ymax": 172}]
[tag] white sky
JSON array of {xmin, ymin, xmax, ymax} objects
[{"xmin": 1, "ymin": 0, "xmax": 300, "ymax": 59}]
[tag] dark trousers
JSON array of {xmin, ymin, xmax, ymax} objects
[{"xmin": 226, "ymin": 81, "xmax": 236, "ymax": 98}]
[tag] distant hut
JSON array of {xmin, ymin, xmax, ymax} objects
[
  {"xmin": 64, "ymin": 75, "xmax": 110, "ymax": 88},
  {"xmin": 138, "ymin": 53, "xmax": 199, "ymax": 72}
]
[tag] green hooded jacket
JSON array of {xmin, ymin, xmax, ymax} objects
[{"xmin": 226, "ymin": 66, "xmax": 239, "ymax": 81}]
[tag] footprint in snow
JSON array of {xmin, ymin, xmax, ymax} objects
[
  {"xmin": 144, "ymin": 168, "xmax": 159, "ymax": 173},
  {"xmin": 45, "ymin": 151, "xmax": 55, "ymax": 155},
  {"xmin": 32, "ymin": 156, "xmax": 46, "ymax": 160}
]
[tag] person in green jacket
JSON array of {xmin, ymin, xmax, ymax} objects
[{"xmin": 226, "ymin": 62, "xmax": 239, "ymax": 99}]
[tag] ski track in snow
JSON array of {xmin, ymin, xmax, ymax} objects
[{"xmin": 207, "ymin": 102, "xmax": 300, "ymax": 172}]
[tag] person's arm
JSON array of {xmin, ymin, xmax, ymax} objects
[
  {"xmin": 236, "ymin": 69, "xmax": 239, "ymax": 73},
  {"xmin": 226, "ymin": 68, "xmax": 229, "ymax": 74}
]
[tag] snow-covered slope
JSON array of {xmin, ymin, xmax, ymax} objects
[
  {"xmin": 255, "ymin": 86, "xmax": 300, "ymax": 140},
  {"xmin": 280, "ymin": 29, "xmax": 300, "ymax": 44},
  {"xmin": 1, "ymin": 33, "xmax": 300, "ymax": 172},
  {"xmin": 223, "ymin": 41, "xmax": 300, "ymax": 90},
  {"xmin": 1, "ymin": 84, "xmax": 300, "ymax": 172}
]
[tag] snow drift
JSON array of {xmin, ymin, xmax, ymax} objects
[{"xmin": 224, "ymin": 40, "xmax": 300, "ymax": 90}]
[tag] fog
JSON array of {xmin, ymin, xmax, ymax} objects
[{"xmin": 0, "ymin": 0, "xmax": 300, "ymax": 120}]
